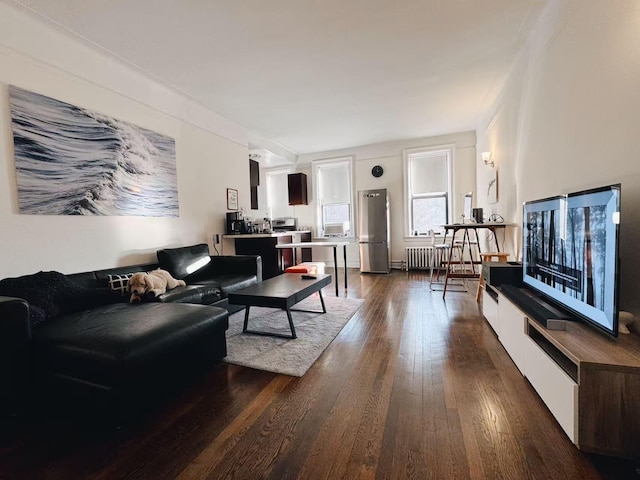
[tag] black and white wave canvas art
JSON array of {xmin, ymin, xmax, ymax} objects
[{"xmin": 9, "ymin": 85, "xmax": 178, "ymax": 216}]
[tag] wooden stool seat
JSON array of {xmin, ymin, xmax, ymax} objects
[
  {"xmin": 476, "ymin": 252, "xmax": 510, "ymax": 301},
  {"xmin": 479, "ymin": 252, "xmax": 509, "ymax": 262}
]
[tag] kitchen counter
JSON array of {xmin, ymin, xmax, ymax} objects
[
  {"xmin": 223, "ymin": 230, "xmax": 311, "ymax": 239},
  {"xmin": 226, "ymin": 231, "xmax": 313, "ymax": 279}
]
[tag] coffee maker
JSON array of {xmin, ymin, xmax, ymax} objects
[{"xmin": 226, "ymin": 211, "xmax": 245, "ymax": 234}]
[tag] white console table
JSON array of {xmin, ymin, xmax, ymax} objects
[
  {"xmin": 276, "ymin": 241, "xmax": 349, "ymax": 297},
  {"xmin": 482, "ymin": 285, "xmax": 640, "ymax": 459}
]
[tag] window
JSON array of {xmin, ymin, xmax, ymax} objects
[
  {"xmin": 265, "ymin": 167, "xmax": 294, "ymax": 219},
  {"xmin": 403, "ymin": 146, "xmax": 452, "ymax": 236},
  {"xmin": 313, "ymin": 157, "xmax": 354, "ymax": 237}
]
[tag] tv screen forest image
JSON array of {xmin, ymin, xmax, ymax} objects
[{"xmin": 525, "ymin": 204, "xmax": 608, "ymax": 311}]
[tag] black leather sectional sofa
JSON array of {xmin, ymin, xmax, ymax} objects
[
  {"xmin": 0, "ymin": 243, "xmax": 262, "ymax": 418},
  {"xmin": 155, "ymin": 243, "xmax": 261, "ymax": 314}
]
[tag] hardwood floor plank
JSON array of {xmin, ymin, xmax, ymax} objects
[
  {"xmin": 296, "ymin": 281, "xmax": 399, "ymax": 479},
  {"xmin": 263, "ymin": 292, "xmax": 388, "ymax": 480},
  {"xmin": 93, "ymin": 366, "xmax": 278, "ymax": 480},
  {"xmin": 174, "ymin": 374, "xmax": 293, "ymax": 479},
  {"xmin": 329, "ymin": 283, "xmax": 405, "ymax": 480}
]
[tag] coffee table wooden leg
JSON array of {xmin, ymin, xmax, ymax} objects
[
  {"xmin": 333, "ymin": 246, "xmax": 339, "ymax": 296},
  {"xmin": 291, "ymin": 291, "xmax": 328, "ymax": 315},
  {"xmin": 320, "ymin": 289, "xmax": 327, "ymax": 313},
  {"xmin": 285, "ymin": 308, "xmax": 297, "ymax": 339},
  {"xmin": 243, "ymin": 306, "xmax": 251, "ymax": 332},
  {"xmin": 243, "ymin": 306, "xmax": 296, "ymax": 339},
  {"xmin": 343, "ymin": 245, "xmax": 348, "ymax": 290}
]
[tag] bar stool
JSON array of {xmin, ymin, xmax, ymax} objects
[
  {"xmin": 476, "ymin": 252, "xmax": 509, "ymax": 301},
  {"xmin": 430, "ymin": 235, "xmax": 464, "ymax": 290}
]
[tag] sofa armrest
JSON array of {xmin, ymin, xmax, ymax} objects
[
  {"xmin": 196, "ymin": 255, "xmax": 262, "ymax": 282},
  {"xmin": 0, "ymin": 296, "xmax": 32, "ymax": 413}
]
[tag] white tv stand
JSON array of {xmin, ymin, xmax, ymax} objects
[{"xmin": 482, "ymin": 284, "xmax": 640, "ymax": 459}]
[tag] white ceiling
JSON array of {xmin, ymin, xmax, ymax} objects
[{"xmin": 8, "ymin": 0, "xmax": 547, "ymax": 157}]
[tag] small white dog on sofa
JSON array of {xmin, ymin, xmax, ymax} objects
[{"xmin": 128, "ymin": 269, "xmax": 186, "ymax": 303}]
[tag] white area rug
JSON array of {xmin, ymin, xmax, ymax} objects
[{"xmin": 224, "ymin": 294, "xmax": 364, "ymax": 377}]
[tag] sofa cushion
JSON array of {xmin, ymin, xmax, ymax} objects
[
  {"xmin": 32, "ymin": 303, "xmax": 228, "ymax": 385},
  {"xmin": 196, "ymin": 274, "xmax": 258, "ymax": 297},
  {"xmin": 107, "ymin": 273, "xmax": 135, "ymax": 296},
  {"xmin": 157, "ymin": 244, "xmax": 211, "ymax": 280},
  {"xmin": 94, "ymin": 264, "xmax": 158, "ymax": 288},
  {"xmin": 29, "ymin": 305, "xmax": 47, "ymax": 328},
  {"xmin": 66, "ymin": 272, "xmax": 98, "ymax": 290},
  {"xmin": 0, "ymin": 271, "xmax": 113, "ymax": 320},
  {"xmin": 155, "ymin": 284, "xmax": 221, "ymax": 305}
]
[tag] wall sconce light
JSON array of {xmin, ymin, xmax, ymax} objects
[{"xmin": 482, "ymin": 151, "xmax": 494, "ymax": 168}]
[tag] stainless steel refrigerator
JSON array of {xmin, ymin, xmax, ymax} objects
[{"xmin": 358, "ymin": 188, "xmax": 391, "ymax": 273}]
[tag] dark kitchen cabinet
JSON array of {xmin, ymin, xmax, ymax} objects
[
  {"xmin": 250, "ymin": 159, "xmax": 260, "ymax": 209},
  {"xmin": 234, "ymin": 236, "xmax": 292, "ymax": 279},
  {"xmin": 250, "ymin": 187, "xmax": 258, "ymax": 210},
  {"xmin": 250, "ymin": 159, "xmax": 260, "ymax": 186},
  {"xmin": 288, "ymin": 173, "xmax": 308, "ymax": 205}
]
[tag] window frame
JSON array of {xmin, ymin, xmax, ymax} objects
[
  {"xmin": 410, "ymin": 193, "xmax": 449, "ymax": 234},
  {"xmin": 312, "ymin": 156, "xmax": 355, "ymax": 239},
  {"xmin": 402, "ymin": 145, "xmax": 454, "ymax": 238}
]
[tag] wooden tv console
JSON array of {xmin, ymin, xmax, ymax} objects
[{"xmin": 482, "ymin": 284, "xmax": 640, "ymax": 459}]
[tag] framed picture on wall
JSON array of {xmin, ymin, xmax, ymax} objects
[
  {"xmin": 227, "ymin": 188, "xmax": 238, "ymax": 210},
  {"xmin": 8, "ymin": 85, "xmax": 179, "ymax": 216}
]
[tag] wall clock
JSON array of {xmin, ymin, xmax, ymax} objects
[{"xmin": 371, "ymin": 165, "xmax": 384, "ymax": 178}]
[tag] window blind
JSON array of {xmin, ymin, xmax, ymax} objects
[{"xmin": 410, "ymin": 152, "xmax": 448, "ymax": 194}]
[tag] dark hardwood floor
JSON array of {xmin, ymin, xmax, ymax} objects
[{"xmin": 1, "ymin": 270, "xmax": 638, "ymax": 479}]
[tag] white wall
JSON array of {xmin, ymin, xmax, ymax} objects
[
  {"xmin": 475, "ymin": 47, "xmax": 531, "ymax": 257},
  {"xmin": 477, "ymin": 0, "xmax": 640, "ymax": 313},
  {"xmin": 0, "ymin": 4, "xmax": 250, "ymax": 276},
  {"xmin": 296, "ymin": 132, "xmax": 476, "ymax": 267}
]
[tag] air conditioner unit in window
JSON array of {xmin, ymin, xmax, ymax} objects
[{"xmin": 324, "ymin": 224, "xmax": 344, "ymax": 237}]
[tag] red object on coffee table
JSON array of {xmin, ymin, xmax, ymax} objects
[{"xmin": 285, "ymin": 265, "xmax": 315, "ymax": 274}]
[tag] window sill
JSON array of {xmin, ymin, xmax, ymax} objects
[
  {"xmin": 313, "ymin": 236, "xmax": 355, "ymax": 242},
  {"xmin": 404, "ymin": 235, "xmax": 443, "ymax": 242}
]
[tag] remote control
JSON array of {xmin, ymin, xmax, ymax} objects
[{"xmin": 301, "ymin": 274, "xmax": 317, "ymax": 279}]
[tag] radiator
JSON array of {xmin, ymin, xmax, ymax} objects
[{"xmin": 405, "ymin": 246, "xmax": 441, "ymax": 270}]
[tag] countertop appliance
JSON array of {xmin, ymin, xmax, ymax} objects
[
  {"xmin": 226, "ymin": 211, "xmax": 244, "ymax": 234},
  {"xmin": 358, "ymin": 188, "xmax": 390, "ymax": 273},
  {"xmin": 252, "ymin": 219, "xmax": 271, "ymax": 233},
  {"xmin": 271, "ymin": 217, "xmax": 298, "ymax": 232}
]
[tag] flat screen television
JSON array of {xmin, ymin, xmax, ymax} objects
[{"xmin": 522, "ymin": 184, "xmax": 621, "ymax": 337}]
